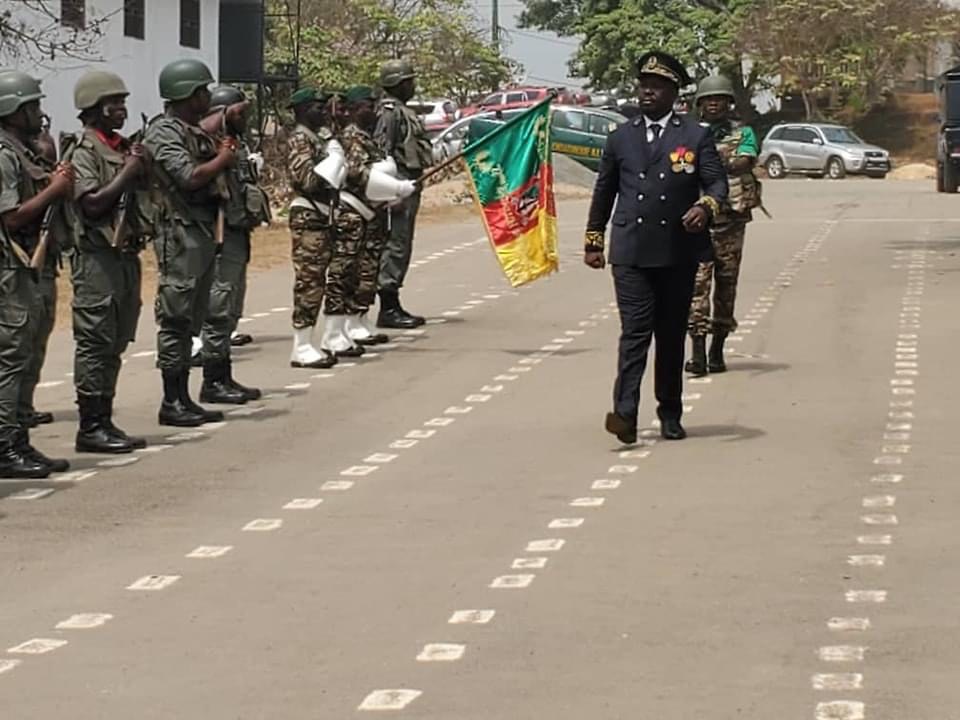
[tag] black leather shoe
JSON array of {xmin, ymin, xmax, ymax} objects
[
  {"xmin": 228, "ymin": 377, "xmax": 261, "ymax": 402},
  {"xmin": 333, "ymin": 344, "xmax": 365, "ymax": 358},
  {"xmin": 290, "ymin": 352, "xmax": 337, "ymax": 369},
  {"xmin": 230, "ymin": 333, "xmax": 253, "ymax": 347},
  {"xmin": 102, "ymin": 397, "xmax": 146, "ymax": 450},
  {"xmin": 356, "ymin": 332, "xmax": 390, "ymax": 346},
  {"xmin": 397, "ymin": 308, "xmax": 426, "ymax": 327},
  {"xmin": 685, "ymin": 335, "xmax": 708, "ymax": 376},
  {"xmin": 660, "ymin": 418, "xmax": 687, "ymax": 441},
  {"xmin": 604, "ymin": 412, "xmax": 637, "ymax": 444},
  {"xmin": 377, "ymin": 307, "xmax": 421, "ymax": 329}
]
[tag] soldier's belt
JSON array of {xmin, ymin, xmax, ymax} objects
[
  {"xmin": 338, "ymin": 191, "xmax": 375, "ymax": 222},
  {"xmin": 290, "ymin": 196, "xmax": 331, "ymax": 216}
]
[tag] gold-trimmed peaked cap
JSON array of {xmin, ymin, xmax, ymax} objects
[{"xmin": 637, "ymin": 51, "xmax": 692, "ymax": 88}]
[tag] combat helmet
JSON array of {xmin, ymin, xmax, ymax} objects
[
  {"xmin": 74, "ymin": 70, "xmax": 129, "ymax": 111},
  {"xmin": 158, "ymin": 59, "xmax": 215, "ymax": 101},
  {"xmin": 0, "ymin": 70, "xmax": 44, "ymax": 118},
  {"xmin": 695, "ymin": 75, "xmax": 736, "ymax": 104},
  {"xmin": 209, "ymin": 85, "xmax": 246, "ymax": 112},
  {"xmin": 379, "ymin": 59, "xmax": 415, "ymax": 89}
]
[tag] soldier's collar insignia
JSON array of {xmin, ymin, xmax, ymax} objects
[{"xmin": 670, "ymin": 146, "xmax": 696, "ymax": 174}]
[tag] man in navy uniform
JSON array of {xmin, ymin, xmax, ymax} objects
[{"xmin": 584, "ymin": 51, "xmax": 728, "ymax": 443}]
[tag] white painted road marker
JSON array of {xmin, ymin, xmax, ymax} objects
[
  {"xmin": 127, "ymin": 575, "xmax": 181, "ymax": 591},
  {"xmin": 358, "ymin": 689, "xmax": 422, "ymax": 711}
]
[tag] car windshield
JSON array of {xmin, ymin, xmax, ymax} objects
[{"xmin": 821, "ymin": 127, "xmax": 863, "ymax": 144}]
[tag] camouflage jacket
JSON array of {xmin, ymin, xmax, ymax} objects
[
  {"xmin": 709, "ymin": 120, "xmax": 760, "ymax": 223},
  {"xmin": 341, "ymin": 123, "xmax": 384, "ymax": 202},
  {"xmin": 288, "ymin": 123, "xmax": 335, "ymax": 202}
]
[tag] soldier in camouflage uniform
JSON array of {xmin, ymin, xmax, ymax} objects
[
  {"xmin": 197, "ymin": 85, "xmax": 268, "ymax": 403},
  {"xmin": 287, "ymin": 87, "xmax": 340, "ymax": 369},
  {"xmin": 340, "ymin": 85, "xmax": 416, "ymax": 346},
  {"xmin": 68, "ymin": 70, "xmax": 149, "ymax": 454},
  {"xmin": 686, "ymin": 75, "xmax": 760, "ymax": 376},
  {"xmin": 374, "ymin": 59, "xmax": 434, "ymax": 329},
  {"xmin": 0, "ymin": 70, "xmax": 74, "ymax": 477},
  {"xmin": 144, "ymin": 59, "xmax": 235, "ymax": 427}
]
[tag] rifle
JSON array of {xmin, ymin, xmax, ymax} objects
[
  {"xmin": 111, "ymin": 113, "xmax": 148, "ymax": 248},
  {"xmin": 30, "ymin": 133, "xmax": 77, "ymax": 271}
]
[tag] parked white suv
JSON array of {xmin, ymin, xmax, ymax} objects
[
  {"xmin": 407, "ymin": 98, "xmax": 458, "ymax": 136},
  {"xmin": 759, "ymin": 123, "xmax": 891, "ymax": 179}
]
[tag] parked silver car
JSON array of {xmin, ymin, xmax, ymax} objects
[{"xmin": 759, "ymin": 123, "xmax": 891, "ymax": 179}]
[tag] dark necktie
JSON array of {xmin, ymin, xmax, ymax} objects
[{"xmin": 649, "ymin": 123, "xmax": 662, "ymax": 150}]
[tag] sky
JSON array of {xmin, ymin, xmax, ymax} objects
[{"xmin": 471, "ymin": 0, "xmax": 584, "ymax": 88}]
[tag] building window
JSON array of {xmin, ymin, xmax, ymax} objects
[
  {"xmin": 180, "ymin": 0, "xmax": 201, "ymax": 49},
  {"xmin": 61, "ymin": 0, "xmax": 86, "ymax": 29},
  {"xmin": 124, "ymin": 0, "xmax": 145, "ymax": 39}
]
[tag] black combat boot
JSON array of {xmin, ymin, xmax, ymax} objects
[
  {"xmin": 230, "ymin": 332, "xmax": 253, "ymax": 347},
  {"xmin": 158, "ymin": 370, "xmax": 206, "ymax": 427},
  {"xmin": 708, "ymin": 331, "xmax": 728, "ymax": 373},
  {"xmin": 200, "ymin": 359, "xmax": 249, "ymax": 405},
  {"xmin": 179, "ymin": 370, "xmax": 225, "ymax": 423},
  {"xmin": 76, "ymin": 395, "xmax": 136, "ymax": 454},
  {"xmin": 102, "ymin": 396, "xmax": 147, "ymax": 450},
  {"xmin": 396, "ymin": 294, "xmax": 425, "ymax": 327},
  {"xmin": 17, "ymin": 428, "xmax": 69, "ymax": 473},
  {"xmin": 224, "ymin": 359, "xmax": 261, "ymax": 401},
  {"xmin": 0, "ymin": 428, "xmax": 50, "ymax": 479},
  {"xmin": 31, "ymin": 410, "xmax": 54, "ymax": 426},
  {"xmin": 685, "ymin": 335, "xmax": 708, "ymax": 376},
  {"xmin": 377, "ymin": 289, "xmax": 421, "ymax": 329}
]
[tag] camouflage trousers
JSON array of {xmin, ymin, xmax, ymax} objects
[
  {"xmin": 324, "ymin": 210, "xmax": 363, "ymax": 316},
  {"xmin": 688, "ymin": 221, "xmax": 747, "ymax": 336},
  {"xmin": 347, "ymin": 212, "xmax": 387, "ymax": 314},
  {"xmin": 290, "ymin": 207, "xmax": 333, "ymax": 329}
]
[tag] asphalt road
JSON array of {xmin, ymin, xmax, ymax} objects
[{"xmin": 1, "ymin": 179, "xmax": 958, "ymax": 720}]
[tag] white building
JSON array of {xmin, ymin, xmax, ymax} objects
[{"xmin": 3, "ymin": 1, "xmax": 221, "ymax": 138}]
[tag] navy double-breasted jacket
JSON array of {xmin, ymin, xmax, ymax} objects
[{"xmin": 586, "ymin": 113, "xmax": 728, "ymax": 268}]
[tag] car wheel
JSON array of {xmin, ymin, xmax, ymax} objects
[
  {"xmin": 826, "ymin": 156, "xmax": 846, "ymax": 179},
  {"xmin": 945, "ymin": 162, "xmax": 959, "ymax": 193},
  {"xmin": 765, "ymin": 156, "xmax": 785, "ymax": 179}
]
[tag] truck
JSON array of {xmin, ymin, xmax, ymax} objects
[{"xmin": 936, "ymin": 65, "xmax": 960, "ymax": 193}]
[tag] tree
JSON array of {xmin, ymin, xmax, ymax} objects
[
  {"xmin": 740, "ymin": 0, "xmax": 958, "ymax": 120},
  {"xmin": 266, "ymin": 0, "xmax": 516, "ymax": 104},
  {"xmin": 1, "ymin": 1, "xmax": 113, "ymax": 66},
  {"xmin": 518, "ymin": 0, "xmax": 769, "ymax": 117}
]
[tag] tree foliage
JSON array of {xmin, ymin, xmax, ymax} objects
[
  {"xmin": 267, "ymin": 0, "xmax": 516, "ymax": 104},
  {"xmin": 0, "ymin": 1, "xmax": 113, "ymax": 66},
  {"xmin": 741, "ymin": 0, "xmax": 958, "ymax": 119},
  {"xmin": 519, "ymin": 0, "xmax": 768, "ymax": 115}
]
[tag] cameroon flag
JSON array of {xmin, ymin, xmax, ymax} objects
[{"xmin": 463, "ymin": 99, "xmax": 559, "ymax": 287}]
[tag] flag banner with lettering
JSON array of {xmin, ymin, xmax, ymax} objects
[{"xmin": 463, "ymin": 99, "xmax": 558, "ymax": 287}]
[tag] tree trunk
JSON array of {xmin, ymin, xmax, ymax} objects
[{"xmin": 801, "ymin": 89, "xmax": 815, "ymax": 121}]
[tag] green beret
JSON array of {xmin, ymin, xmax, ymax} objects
[
  {"xmin": 345, "ymin": 85, "xmax": 376, "ymax": 104},
  {"xmin": 289, "ymin": 86, "xmax": 327, "ymax": 108}
]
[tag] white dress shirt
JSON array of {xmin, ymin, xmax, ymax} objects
[{"xmin": 643, "ymin": 111, "xmax": 673, "ymax": 143}]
